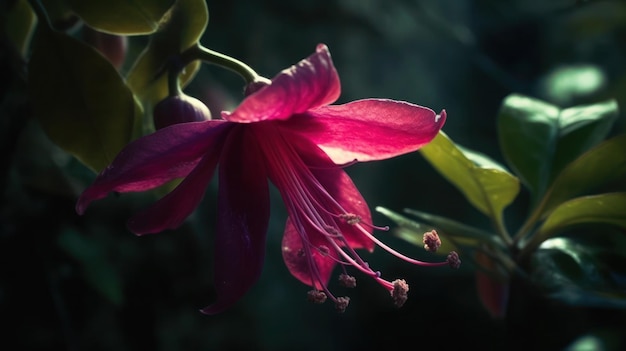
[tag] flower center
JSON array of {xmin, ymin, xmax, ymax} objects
[{"xmin": 254, "ymin": 123, "xmax": 453, "ymax": 311}]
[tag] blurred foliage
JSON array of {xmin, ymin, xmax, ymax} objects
[{"xmin": 2, "ymin": 0, "xmax": 626, "ymax": 350}]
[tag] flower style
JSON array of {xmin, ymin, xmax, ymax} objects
[{"xmin": 76, "ymin": 44, "xmax": 450, "ymax": 314}]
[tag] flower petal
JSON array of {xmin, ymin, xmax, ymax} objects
[
  {"xmin": 281, "ymin": 217, "xmax": 339, "ymax": 290},
  {"xmin": 76, "ymin": 121, "xmax": 231, "ymax": 214},
  {"xmin": 201, "ymin": 126, "xmax": 270, "ymax": 314},
  {"xmin": 126, "ymin": 149, "xmax": 221, "ymax": 235},
  {"xmin": 222, "ymin": 44, "xmax": 340, "ymax": 123},
  {"xmin": 286, "ymin": 99, "xmax": 446, "ymax": 164}
]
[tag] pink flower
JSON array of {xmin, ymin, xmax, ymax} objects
[{"xmin": 76, "ymin": 44, "xmax": 447, "ymax": 314}]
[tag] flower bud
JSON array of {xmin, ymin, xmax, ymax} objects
[{"xmin": 153, "ymin": 95, "xmax": 212, "ymax": 130}]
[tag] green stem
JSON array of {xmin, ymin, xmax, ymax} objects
[
  {"xmin": 178, "ymin": 43, "xmax": 268, "ymax": 84},
  {"xmin": 167, "ymin": 65, "xmax": 182, "ymax": 97},
  {"xmin": 492, "ymin": 215, "xmax": 513, "ymax": 247}
]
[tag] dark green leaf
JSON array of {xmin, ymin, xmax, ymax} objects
[
  {"xmin": 551, "ymin": 100, "xmax": 618, "ymax": 179},
  {"xmin": 535, "ymin": 193, "xmax": 626, "ymax": 243},
  {"xmin": 530, "ymin": 238, "xmax": 626, "ymax": 308},
  {"xmin": 497, "ymin": 94, "xmax": 618, "ymax": 201},
  {"xmin": 28, "ymin": 28, "xmax": 137, "ymax": 172},
  {"xmin": 68, "ymin": 0, "xmax": 175, "ymax": 35},
  {"xmin": 4, "ymin": 0, "xmax": 36, "ymax": 58},
  {"xmin": 497, "ymin": 94, "xmax": 559, "ymax": 196},
  {"xmin": 58, "ymin": 229, "xmax": 124, "ymax": 305},
  {"xmin": 419, "ymin": 131, "xmax": 520, "ymax": 231},
  {"xmin": 126, "ymin": 0, "xmax": 208, "ymax": 110},
  {"xmin": 539, "ymin": 134, "xmax": 626, "ymax": 218}
]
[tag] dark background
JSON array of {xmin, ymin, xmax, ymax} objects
[{"xmin": 2, "ymin": 0, "xmax": 626, "ymax": 350}]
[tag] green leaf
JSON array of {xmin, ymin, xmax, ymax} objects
[
  {"xmin": 28, "ymin": 28, "xmax": 137, "ymax": 172},
  {"xmin": 4, "ymin": 0, "xmax": 36, "ymax": 59},
  {"xmin": 375, "ymin": 206, "xmax": 501, "ymax": 251},
  {"xmin": 497, "ymin": 94, "xmax": 618, "ymax": 201},
  {"xmin": 535, "ymin": 193, "xmax": 626, "ymax": 243},
  {"xmin": 497, "ymin": 94, "xmax": 559, "ymax": 196},
  {"xmin": 58, "ymin": 229, "xmax": 124, "ymax": 305},
  {"xmin": 68, "ymin": 0, "xmax": 175, "ymax": 35},
  {"xmin": 419, "ymin": 131, "xmax": 520, "ymax": 232},
  {"xmin": 530, "ymin": 237, "xmax": 626, "ymax": 309},
  {"xmin": 552, "ymin": 100, "xmax": 618, "ymax": 178},
  {"xmin": 126, "ymin": 0, "xmax": 208, "ymax": 109},
  {"xmin": 539, "ymin": 134, "xmax": 626, "ymax": 218},
  {"xmin": 401, "ymin": 208, "xmax": 501, "ymax": 246}
]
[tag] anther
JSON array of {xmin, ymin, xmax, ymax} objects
[
  {"xmin": 338, "ymin": 274, "xmax": 357, "ymax": 288},
  {"xmin": 423, "ymin": 230, "xmax": 441, "ymax": 252},
  {"xmin": 334, "ymin": 296, "xmax": 350, "ymax": 313},
  {"xmin": 447, "ymin": 251, "xmax": 461, "ymax": 269},
  {"xmin": 391, "ymin": 279, "xmax": 409, "ymax": 308},
  {"xmin": 307, "ymin": 290, "xmax": 327, "ymax": 304},
  {"xmin": 339, "ymin": 213, "xmax": 361, "ymax": 225},
  {"xmin": 318, "ymin": 245, "xmax": 330, "ymax": 256}
]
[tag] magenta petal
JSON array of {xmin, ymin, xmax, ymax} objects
[
  {"xmin": 76, "ymin": 121, "xmax": 231, "ymax": 214},
  {"xmin": 201, "ymin": 127, "xmax": 270, "ymax": 315},
  {"xmin": 288, "ymin": 99, "xmax": 446, "ymax": 164},
  {"xmin": 281, "ymin": 217, "xmax": 338, "ymax": 289},
  {"xmin": 127, "ymin": 149, "xmax": 221, "ymax": 235},
  {"xmin": 222, "ymin": 44, "xmax": 340, "ymax": 123}
]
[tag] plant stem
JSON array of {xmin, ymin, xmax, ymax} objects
[{"xmin": 178, "ymin": 43, "xmax": 268, "ymax": 84}]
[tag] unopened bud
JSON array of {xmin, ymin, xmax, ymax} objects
[{"xmin": 153, "ymin": 94, "xmax": 211, "ymax": 130}]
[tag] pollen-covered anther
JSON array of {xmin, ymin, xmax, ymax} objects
[
  {"xmin": 334, "ymin": 296, "xmax": 350, "ymax": 313},
  {"xmin": 307, "ymin": 290, "xmax": 327, "ymax": 304},
  {"xmin": 339, "ymin": 213, "xmax": 361, "ymax": 225},
  {"xmin": 324, "ymin": 226, "xmax": 340, "ymax": 236},
  {"xmin": 318, "ymin": 245, "xmax": 330, "ymax": 256},
  {"xmin": 447, "ymin": 251, "xmax": 461, "ymax": 269},
  {"xmin": 391, "ymin": 279, "xmax": 409, "ymax": 308},
  {"xmin": 338, "ymin": 274, "xmax": 357, "ymax": 288},
  {"xmin": 423, "ymin": 230, "xmax": 442, "ymax": 252}
]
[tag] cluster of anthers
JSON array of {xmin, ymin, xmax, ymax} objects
[{"xmin": 297, "ymin": 212, "xmax": 461, "ymax": 313}]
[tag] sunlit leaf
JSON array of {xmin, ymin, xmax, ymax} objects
[
  {"xmin": 419, "ymin": 131, "xmax": 520, "ymax": 231},
  {"xmin": 4, "ymin": 0, "xmax": 36, "ymax": 59},
  {"xmin": 68, "ymin": 0, "xmax": 175, "ymax": 35},
  {"xmin": 539, "ymin": 134, "xmax": 626, "ymax": 218},
  {"xmin": 535, "ymin": 193, "xmax": 626, "ymax": 244},
  {"xmin": 28, "ymin": 28, "xmax": 137, "ymax": 172},
  {"xmin": 58, "ymin": 229, "xmax": 124, "ymax": 305},
  {"xmin": 497, "ymin": 94, "xmax": 618, "ymax": 202},
  {"xmin": 126, "ymin": 0, "xmax": 208, "ymax": 111},
  {"xmin": 531, "ymin": 238, "xmax": 626, "ymax": 308},
  {"xmin": 539, "ymin": 64, "xmax": 607, "ymax": 106}
]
